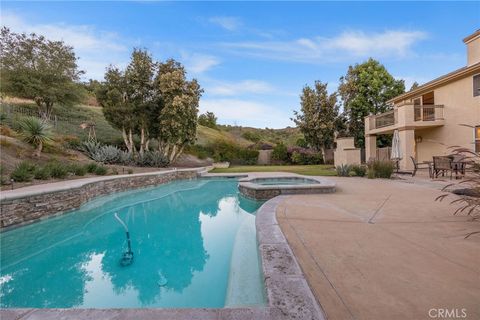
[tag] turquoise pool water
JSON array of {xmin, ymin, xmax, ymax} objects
[
  {"xmin": 0, "ymin": 178, "xmax": 266, "ymax": 308},
  {"xmin": 251, "ymin": 177, "xmax": 320, "ymax": 186}
]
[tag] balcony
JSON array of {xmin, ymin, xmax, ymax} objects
[
  {"xmin": 367, "ymin": 104, "xmax": 445, "ymax": 133},
  {"xmin": 414, "ymin": 105, "xmax": 444, "ymax": 121},
  {"xmin": 374, "ymin": 110, "xmax": 397, "ymax": 129}
]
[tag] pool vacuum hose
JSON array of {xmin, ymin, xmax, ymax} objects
[{"xmin": 114, "ymin": 212, "xmax": 134, "ymax": 266}]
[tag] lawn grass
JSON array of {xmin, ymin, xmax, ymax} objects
[{"xmin": 210, "ymin": 164, "xmax": 337, "ymax": 176}]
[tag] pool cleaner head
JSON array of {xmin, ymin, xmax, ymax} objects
[{"xmin": 114, "ymin": 213, "xmax": 134, "ymax": 267}]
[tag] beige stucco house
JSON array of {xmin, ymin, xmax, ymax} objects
[{"xmin": 365, "ymin": 30, "xmax": 480, "ymax": 171}]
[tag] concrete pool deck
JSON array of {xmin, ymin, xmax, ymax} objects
[
  {"xmin": 275, "ymin": 176, "xmax": 480, "ymax": 320},
  {"xmin": 2, "ymin": 172, "xmax": 479, "ymax": 319}
]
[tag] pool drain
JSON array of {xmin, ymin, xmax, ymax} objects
[{"xmin": 114, "ymin": 212, "xmax": 134, "ymax": 267}]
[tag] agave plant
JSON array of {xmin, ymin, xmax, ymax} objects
[
  {"xmin": 336, "ymin": 164, "xmax": 352, "ymax": 177},
  {"xmin": 82, "ymin": 140, "xmax": 102, "ymax": 159},
  {"xmin": 18, "ymin": 117, "xmax": 53, "ymax": 157}
]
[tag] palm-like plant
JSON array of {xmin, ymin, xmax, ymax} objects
[{"xmin": 18, "ymin": 117, "xmax": 53, "ymax": 156}]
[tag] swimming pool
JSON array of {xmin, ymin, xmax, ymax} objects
[{"xmin": 0, "ymin": 178, "xmax": 266, "ymax": 308}]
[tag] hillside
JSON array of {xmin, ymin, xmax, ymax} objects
[{"xmin": 0, "ymin": 100, "xmax": 300, "ymax": 148}]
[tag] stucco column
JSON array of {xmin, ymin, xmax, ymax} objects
[
  {"xmin": 399, "ymin": 129, "xmax": 415, "ymax": 171},
  {"xmin": 365, "ymin": 135, "xmax": 376, "ymax": 162}
]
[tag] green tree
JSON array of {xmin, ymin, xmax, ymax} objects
[
  {"xmin": 0, "ymin": 27, "xmax": 84, "ymax": 119},
  {"xmin": 272, "ymin": 142, "xmax": 288, "ymax": 162},
  {"xmin": 338, "ymin": 58, "xmax": 405, "ymax": 147},
  {"xmin": 18, "ymin": 117, "xmax": 53, "ymax": 156},
  {"xmin": 125, "ymin": 49, "xmax": 157, "ymax": 154},
  {"xmin": 198, "ymin": 111, "xmax": 217, "ymax": 129},
  {"xmin": 155, "ymin": 59, "xmax": 203, "ymax": 162},
  {"xmin": 96, "ymin": 66, "xmax": 137, "ymax": 153},
  {"xmin": 293, "ymin": 81, "xmax": 341, "ymax": 157},
  {"xmin": 409, "ymin": 81, "xmax": 420, "ymax": 91}
]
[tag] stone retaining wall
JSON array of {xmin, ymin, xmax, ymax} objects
[{"xmin": 0, "ymin": 170, "xmax": 199, "ymax": 229}]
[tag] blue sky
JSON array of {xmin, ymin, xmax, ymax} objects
[{"xmin": 2, "ymin": 1, "xmax": 479, "ymax": 128}]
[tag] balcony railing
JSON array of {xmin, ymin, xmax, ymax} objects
[
  {"xmin": 374, "ymin": 110, "xmax": 396, "ymax": 129},
  {"xmin": 414, "ymin": 105, "xmax": 444, "ymax": 121},
  {"xmin": 369, "ymin": 104, "xmax": 445, "ymax": 130}
]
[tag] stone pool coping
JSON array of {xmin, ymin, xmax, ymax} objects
[
  {"xmin": 0, "ymin": 167, "xmax": 212, "ymax": 229},
  {"xmin": 0, "ymin": 167, "xmax": 209, "ymax": 201},
  {"xmin": 1, "ymin": 172, "xmax": 326, "ymax": 320},
  {"xmin": 238, "ymin": 175, "xmax": 336, "ymax": 200}
]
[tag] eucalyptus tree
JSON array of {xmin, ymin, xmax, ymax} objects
[
  {"xmin": 98, "ymin": 51, "xmax": 202, "ymax": 162},
  {"xmin": 0, "ymin": 27, "xmax": 84, "ymax": 119},
  {"xmin": 96, "ymin": 66, "xmax": 137, "ymax": 153},
  {"xmin": 155, "ymin": 59, "xmax": 203, "ymax": 162}
]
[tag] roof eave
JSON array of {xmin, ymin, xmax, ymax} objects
[{"xmin": 387, "ymin": 62, "xmax": 480, "ymax": 104}]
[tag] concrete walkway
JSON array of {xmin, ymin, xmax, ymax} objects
[{"xmin": 276, "ymin": 177, "xmax": 480, "ymax": 320}]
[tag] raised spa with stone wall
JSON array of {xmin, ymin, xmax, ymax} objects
[{"xmin": 238, "ymin": 176, "xmax": 336, "ymax": 200}]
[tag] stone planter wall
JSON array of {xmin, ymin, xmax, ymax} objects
[{"xmin": 0, "ymin": 169, "xmax": 200, "ymax": 229}]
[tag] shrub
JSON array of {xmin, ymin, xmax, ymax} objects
[
  {"xmin": 11, "ymin": 161, "xmax": 36, "ymax": 182},
  {"xmin": 209, "ymin": 140, "xmax": 258, "ymax": 165},
  {"xmin": 91, "ymin": 145, "xmax": 121, "ymax": 164},
  {"xmin": 351, "ymin": 164, "xmax": 367, "ymax": 177},
  {"xmin": 34, "ymin": 166, "xmax": 51, "ymax": 180},
  {"xmin": 82, "ymin": 140, "xmax": 102, "ymax": 158},
  {"xmin": 47, "ymin": 161, "xmax": 69, "ymax": 179},
  {"xmin": 368, "ymin": 160, "xmax": 394, "ymax": 179},
  {"xmin": 118, "ymin": 150, "xmax": 133, "ymax": 165},
  {"xmin": 242, "ymin": 131, "xmax": 261, "ymax": 143},
  {"xmin": 291, "ymin": 151, "xmax": 302, "ymax": 164},
  {"xmin": 134, "ymin": 151, "xmax": 169, "ymax": 167},
  {"xmin": 237, "ymin": 148, "xmax": 259, "ymax": 165},
  {"xmin": 68, "ymin": 163, "xmax": 87, "ymax": 176},
  {"xmin": 367, "ymin": 169, "xmax": 375, "ymax": 179},
  {"xmin": 272, "ymin": 142, "xmax": 289, "ymax": 162},
  {"xmin": 94, "ymin": 165, "xmax": 108, "ymax": 175},
  {"xmin": 0, "ymin": 165, "xmax": 7, "ymax": 185},
  {"xmin": 287, "ymin": 146, "xmax": 323, "ymax": 165},
  {"xmin": 17, "ymin": 117, "xmax": 53, "ymax": 156},
  {"xmin": 127, "ymin": 169, "xmax": 134, "ymax": 174},
  {"xmin": 336, "ymin": 164, "xmax": 352, "ymax": 177},
  {"xmin": 295, "ymin": 138, "xmax": 308, "ymax": 148},
  {"xmin": 85, "ymin": 162, "xmax": 98, "ymax": 173},
  {"xmin": 185, "ymin": 145, "xmax": 213, "ymax": 160},
  {"xmin": 111, "ymin": 167, "xmax": 119, "ymax": 175},
  {"xmin": 63, "ymin": 135, "xmax": 82, "ymax": 150}
]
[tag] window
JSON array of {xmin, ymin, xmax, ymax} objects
[
  {"xmin": 476, "ymin": 126, "xmax": 480, "ymax": 153},
  {"xmin": 474, "ymin": 74, "xmax": 480, "ymax": 97}
]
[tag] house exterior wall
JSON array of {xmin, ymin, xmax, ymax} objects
[{"xmin": 413, "ymin": 76, "xmax": 480, "ymax": 162}]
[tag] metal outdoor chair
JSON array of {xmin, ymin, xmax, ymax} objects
[
  {"xmin": 432, "ymin": 156, "xmax": 453, "ymax": 179},
  {"xmin": 450, "ymin": 154, "xmax": 467, "ymax": 178},
  {"xmin": 410, "ymin": 156, "xmax": 432, "ymax": 178}
]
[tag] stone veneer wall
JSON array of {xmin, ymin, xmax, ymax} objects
[
  {"xmin": 238, "ymin": 185, "xmax": 282, "ymax": 200},
  {"xmin": 0, "ymin": 170, "xmax": 198, "ymax": 229}
]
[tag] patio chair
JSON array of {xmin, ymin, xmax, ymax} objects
[
  {"xmin": 410, "ymin": 156, "xmax": 432, "ymax": 178},
  {"xmin": 450, "ymin": 154, "xmax": 467, "ymax": 177},
  {"xmin": 432, "ymin": 156, "xmax": 453, "ymax": 179}
]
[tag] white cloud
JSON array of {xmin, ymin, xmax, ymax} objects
[
  {"xmin": 209, "ymin": 16, "xmax": 242, "ymax": 31},
  {"xmin": 222, "ymin": 30, "xmax": 427, "ymax": 63},
  {"xmin": 181, "ymin": 53, "xmax": 220, "ymax": 75},
  {"xmin": 1, "ymin": 11, "xmax": 129, "ymax": 80},
  {"xmin": 200, "ymin": 98, "xmax": 293, "ymax": 128},
  {"xmin": 208, "ymin": 80, "xmax": 275, "ymax": 96}
]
